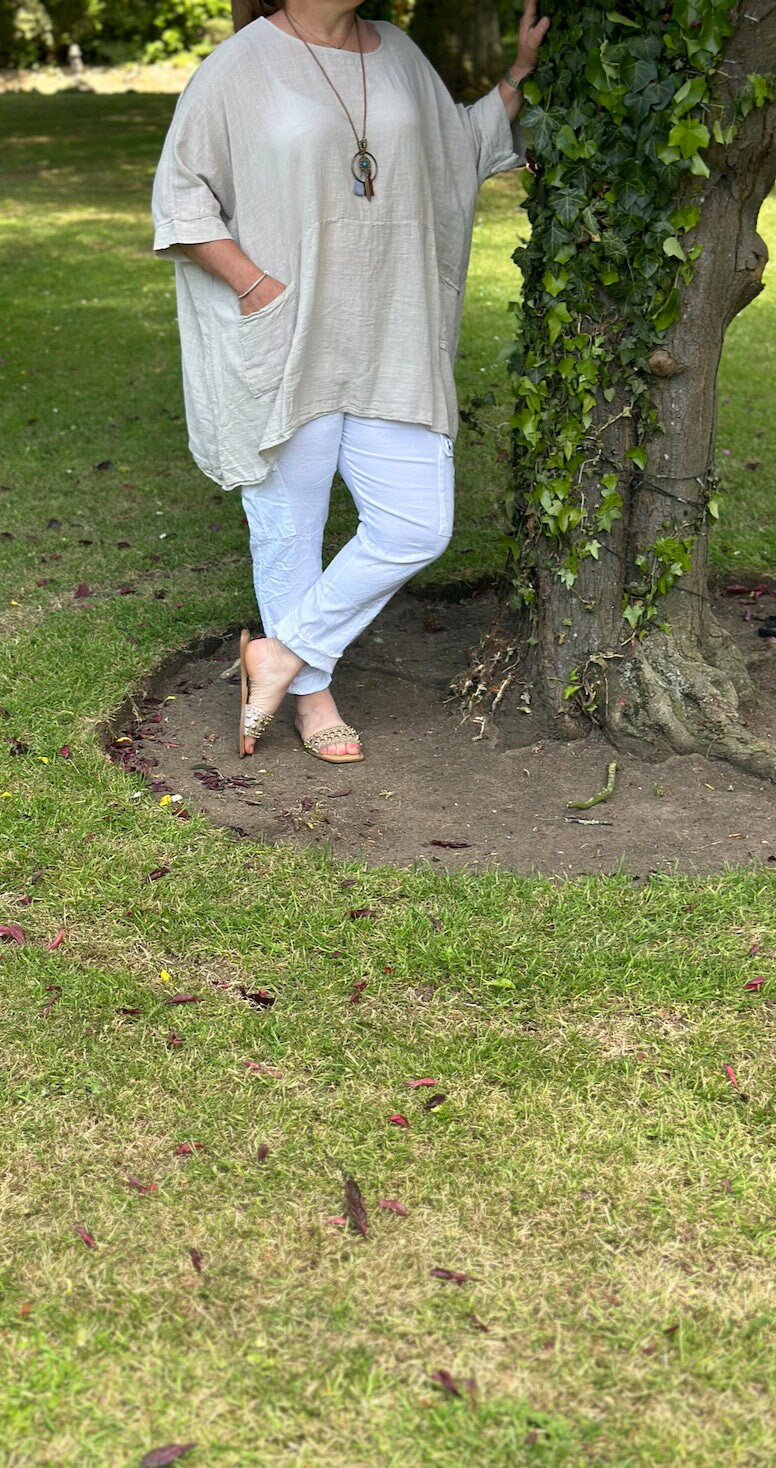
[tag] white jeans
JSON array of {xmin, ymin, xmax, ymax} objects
[{"xmin": 241, "ymin": 414, "xmax": 455, "ymax": 695}]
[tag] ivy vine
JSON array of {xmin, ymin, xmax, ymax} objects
[{"xmin": 505, "ymin": 0, "xmax": 771, "ymax": 638}]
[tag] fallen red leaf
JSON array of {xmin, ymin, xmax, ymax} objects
[
  {"xmin": 348, "ymin": 979, "xmax": 368, "ymax": 1004},
  {"xmin": 74, "ymin": 1224, "xmax": 95, "ymax": 1247},
  {"xmin": 189, "ymin": 1248, "xmax": 203, "ymax": 1273},
  {"xmin": 174, "ymin": 1142, "xmax": 204, "ymax": 1156},
  {"xmin": 378, "ymin": 1199, "xmax": 408, "ymax": 1216},
  {"xmin": 118, "ymin": 1006, "xmax": 142, "ymax": 1016},
  {"xmin": 326, "ymin": 1215, "xmax": 346, "ymax": 1227},
  {"xmin": 744, "ymin": 976, "xmax": 766, "ymax": 991},
  {"xmin": 140, "ymin": 1446, "xmax": 197, "ymax": 1468},
  {"xmin": 0, "ymin": 924, "xmax": 25, "ymax": 947},
  {"xmin": 724, "ymin": 1064, "xmax": 739, "ymax": 1089},
  {"xmin": 20, "ymin": 1302, "xmax": 33, "ymax": 1318},
  {"xmin": 42, "ymin": 984, "xmax": 61, "ymax": 1017},
  {"xmin": 430, "ymin": 1268, "xmax": 470, "ymax": 1285},
  {"xmin": 165, "ymin": 994, "xmax": 202, "ymax": 1005},
  {"xmin": 424, "ymin": 1092, "xmax": 447, "ymax": 1110},
  {"xmin": 429, "ymin": 839, "xmax": 471, "ymax": 849},
  {"xmin": 126, "ymin": 1174, "xmax": 156, "ymax": 1194},
  {"xmin": 389, "ymin": 1113, "xmax": 410, "ymax": 1127},
  {"xmin": 147, "ymin": 866, "xmax": 170, "ymax": 882},
  {"xmin": 431, "ymin": 1369, "xmax": 463, "ymax": 1398},
  {"xmin": 349, "ymin": 908, "xmax": 378, "ymax": 919},
  {"xmin": 243, "ymin": 1060, "xmax": 284, "ymax": 1077},
  {"xmin": 344, "ymin": 1177, "xmax": 368, "ymax": 1237},
  {"xmin": 748, "ymin": 942, "xmax": 761, "ymax": 957},
  {"xmin": 47, "ymin": 928, "xmax": 66, "ymax": 951},
  {"xmin": 238, "ymin": 986, "xmax": 276, "ymax": 1008},
  {"xmin": 257, "ymin": 1143, "xmax": 269, "ymax": 1162},
  {"xmin": 58, "ymin": 744, "xmax": 71, "ymax": 759},
  {"xmin": 73, "ymin": 582, "xmax": 91, "ymax": 599},
  {"xmin": 167, "ymin": 1031, "xmax": 184, "ymax": 1048},
  {"xmin": 406, "ymin": 1078, "xmax": 439, "ymax": 1088}
]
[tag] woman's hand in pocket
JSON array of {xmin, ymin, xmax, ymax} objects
[{"xmin": 239, "ymin": 275, "xmax": 287, "ymax": 316}]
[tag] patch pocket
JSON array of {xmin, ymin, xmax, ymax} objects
[
  {"xmin": 238, "ymin": 281, "xmax": 297, "ymax": 396},
  {"xmin": 439, "ymin": 274, "xmax": 461, "ymax": 354}
]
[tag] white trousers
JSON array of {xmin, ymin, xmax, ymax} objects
[{"xmin": 241, "ymin": 414, "xmax": 455, "ymax": 695}]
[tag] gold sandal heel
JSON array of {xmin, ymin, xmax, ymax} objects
[{"xmin": 239, "ymin": 629, "xmax": 273, "ymax": 758}]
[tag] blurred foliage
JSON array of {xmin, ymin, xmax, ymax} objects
[{"xmin": 0, "ymin": 0, "xmax": 399, "ymax": 66}]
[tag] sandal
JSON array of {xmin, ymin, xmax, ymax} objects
[
  {"xmin": 239, "ymin": 628, "xmax": 273, "ymax": 758},
  {"xmin": 300, "ymin": 723, "xmax": 365, "ymax": 765}
]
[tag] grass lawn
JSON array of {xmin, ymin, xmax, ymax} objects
[{"xmin": 0, "ymin": 90, "xmax": 774, "ymax": 1467}]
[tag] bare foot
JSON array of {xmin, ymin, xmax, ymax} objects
[
  {"xmin": 295, "ymin": 690, "xmax": 363, "ymax": 760},
  {"xmin": 242, "ymin": 637, "xmax": 304, "ymax": 756}
]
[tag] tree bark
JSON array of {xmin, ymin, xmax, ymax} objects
[
  {"xmin": 467, "ymin": 2, "xmax": 776, "ymax": 780},
  {"xmin": 409, "ymin": 0, "xmax": 503, "ymax": 102}
]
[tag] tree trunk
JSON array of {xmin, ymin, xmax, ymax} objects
[
  {"xmin": 409, "ymin": 0, "xmax": 503, "ymax": 102},
  {"xmin": 465, "ymin": 2, "xmax": 776, "ymax": 781}
]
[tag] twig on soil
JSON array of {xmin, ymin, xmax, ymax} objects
[
  {"xmin": 564, "ymin": 816, "xmax": 614, "ymax": 825},
  {"xmin": 566, "ymin": 761, "xmax": 618, "ymax": 811}
]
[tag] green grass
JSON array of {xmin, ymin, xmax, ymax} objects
[{"xmin": 0, "ymin": 90, "xmax": 775, "ymax": 1468}]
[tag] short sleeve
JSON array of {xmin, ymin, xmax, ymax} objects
[
  {"xmin": 457, "ymin": 86, "xmax": 526, "ymax": 188},
  {"xmin": 151, "ymin": 66, "xmax": 237, "ymax": 261}
]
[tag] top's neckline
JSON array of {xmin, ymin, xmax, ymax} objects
[{"xmin": 258, "ymin": 15, "xmax": 385, "ymax": 55}]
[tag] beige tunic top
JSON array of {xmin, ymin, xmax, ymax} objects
[{"xmin": 151, "ymin": 17, "xmax": 525, "ymax": 489}]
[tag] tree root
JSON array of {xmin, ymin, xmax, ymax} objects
[{"xmin": 606, "ymin": 636, "xmax": 776, "ymax": 782}]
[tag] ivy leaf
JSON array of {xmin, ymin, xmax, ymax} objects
[
  {"xmin": 547, "ymin": 302, "xmax": 572, "ymax": 346},
  {"xmin": 627, "ymin": 446, "xmax": 648, "ymax": 471},
  {"xmin": 552, "ymin": 190, "xmax": 587, "ymax": 228},
  {"xmin": 667, "ymin": 118, "xmax": 710, "ymax": 160},
  {"xmin": 622, "ymin": 602, "xmax": 644, "ymax": 630},
  {"xmin": 670, "ymin": 205, "xmax": 700, "ymax": 232},
  {"xmin": 520, "ymin": 104, "xmax": 555, "ymax": 154},
  {"xmin": 621, "ymin": 55, "xmax": 657, "ymax": 94},
  {"xmin": 662, "ymin": 236, "xmax": 687, "ymax": 261},
  {"xmin": 543, "ymin": 267, "xmax": 568, "ymax": 298},
  {"xmin": 671, "ymin": 76, "xmax": 708, "ymax": 117},
  {"xmin": 652, "ymin": 287, "xmax": 680, "ymax": 331},
  {"xmin": 585, "ymin": 49, "xmax": 616, "ymax": 92}
]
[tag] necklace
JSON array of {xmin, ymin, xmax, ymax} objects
[
  {"xmin": 283, "ymin": 11, "xmax": 377, "ymax": 200},
  {"xmin": 283, "ymin": 9, "xmax": 355, "ymax": 49}
]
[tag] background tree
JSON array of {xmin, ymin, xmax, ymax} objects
[
  {"xmin": 461, "ymin": 0, "xmax": 776, "ymax": 780},
  {"xmin": 409, "ymin": 0, "xmax": 504, "ymax": 101}
]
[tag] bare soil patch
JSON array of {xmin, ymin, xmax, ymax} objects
[{"xmin": 108, "ymin": 586, "xmax": 776, "ymax": 875}]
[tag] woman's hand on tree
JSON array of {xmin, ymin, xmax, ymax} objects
[{"xmin": 512, "ymin": 0, "xmax": 550, "ymax": 76}]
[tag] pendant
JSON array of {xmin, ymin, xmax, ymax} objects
[{"xmin": 351, "ymin": 139, "xmax": 377, "ymax": 200}]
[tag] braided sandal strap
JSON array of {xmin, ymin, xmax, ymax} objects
[
  {"xmin": 243, "ymin": 706, "xmax": 273, "ymax": 738},
  {"xmin": 303, "ymin": 723, "xmax": 361, "ymax": 753}
]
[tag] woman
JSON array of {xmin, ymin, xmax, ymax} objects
[{"xmin": 152, "ymin": 0, "xmax": 549, "ymax": 761}]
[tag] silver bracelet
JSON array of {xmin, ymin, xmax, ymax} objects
[
  {"xmin": 237, "ymin": 271, "xmax": 268, "ymax": 300},
  {"xmin": 503, "ymin": 69, "xmax": 530, "ymax": 91}
]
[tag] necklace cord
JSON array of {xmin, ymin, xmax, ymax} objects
[{"xmin": 284, "ymin": 10, "xmax": 368, "ymax": 155}]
